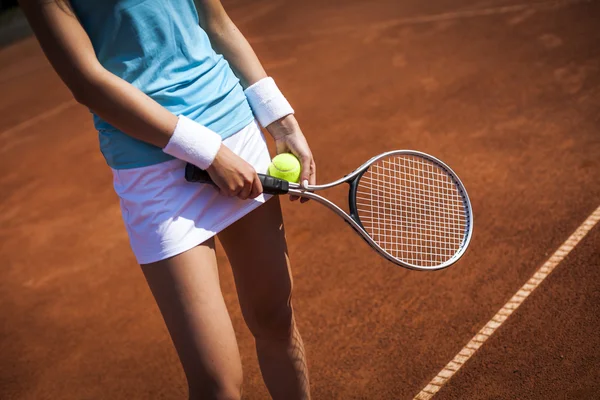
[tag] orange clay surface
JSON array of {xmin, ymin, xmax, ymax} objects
[{"xmin": 1, "ymin": 1, "xmax": 599, "ymax": 399}]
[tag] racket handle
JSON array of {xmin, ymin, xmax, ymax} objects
[{"xmin": 184, "ymin": 163, "xmax": 290, "ymax": 195}]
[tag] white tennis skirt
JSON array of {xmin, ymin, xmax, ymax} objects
[{"xmin": 112, "ymin": 120, "xmax": 272, "ymax": 264}]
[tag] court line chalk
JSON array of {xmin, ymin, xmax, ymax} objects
[{"xmin": 413, "ymin": 205, "xmax": 600, "ymax": 400}]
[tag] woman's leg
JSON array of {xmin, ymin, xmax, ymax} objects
[
  {"xmin": 218, "ymin": 197, "xmax": 310, "ymax": 400},
  {"xmin": 141, "ymin": 239, "xmax": 243, "ymax": 400}
]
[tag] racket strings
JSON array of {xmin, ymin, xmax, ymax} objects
[{"xmin": 356, "ymin": 156, "xmax": 469, "ymax": 267}]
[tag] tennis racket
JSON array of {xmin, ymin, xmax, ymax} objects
[{"xmin": 185, "ymin": 150, "xmax": 473, "ymax": 271}]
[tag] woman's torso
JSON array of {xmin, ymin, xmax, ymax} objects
[{"xmin": 70, "ymin": 0, "xmax": 254, "ymax": 169}]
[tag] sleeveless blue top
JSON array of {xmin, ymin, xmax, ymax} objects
[{"xmin": 70, "ymin": 0, "xmax": 254, "ymax": 169}]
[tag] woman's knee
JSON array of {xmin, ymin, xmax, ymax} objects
[{"xmin": 245, "ymin": 301, "xmax": 294, "ymax": 341}]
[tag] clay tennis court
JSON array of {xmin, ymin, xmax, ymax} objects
[{"xmin": 1, "ymin": 0, "xmax": 599, "ymax": 398}]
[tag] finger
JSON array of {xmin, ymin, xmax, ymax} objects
[
  {"xmin": 215, "ymin": 179, "xmax": 233, "ymax": 197},
  {"xmin": 249, "ymin": 174, "xmax": 263, "ymax": 199},
  {"xmin": 290, "ymin": 173, "xmax": 306, "ymax": 201},
  {"xmin": 290, "ymin": 154, "xmax": 306, "ymax": 202},
  {"xmin": 300, "ymin": 160, "xmax": 316, "ymax": 204},
  {"xmin": 223, "ymin": 187, "xmax": 237, "ymax": 197},
  {"xmin": 226, "ymin": 179, "xmax": 243, "ymax": 197},
  {"xmin": 299, "ymin": 154, "xmax": 312, "ymax": 185},
  {"xmin": 238, "ymin": 177, "xmax": 254, "ymax": 200},
  {"xmin": 230, "ymin": 187, "xmax": 242, "ymax": 198}
]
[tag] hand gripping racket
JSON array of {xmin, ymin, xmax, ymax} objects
[{"xmin": 185, "ymin": 151, "xmax": 473, "ymax": 271}]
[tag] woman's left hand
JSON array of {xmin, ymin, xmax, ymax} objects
[{"xmin": 267, "ymin": 115, "xmax": 316, "ymax": 203}]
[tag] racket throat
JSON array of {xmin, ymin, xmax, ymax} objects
[{"xmin": 347, "ymin": 170, "xmax": 368, "ymax": 227}]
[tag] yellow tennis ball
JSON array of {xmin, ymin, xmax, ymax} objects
[{"xmin": 268, "ymin": 153, "xmax": 302, "ymax": 183}]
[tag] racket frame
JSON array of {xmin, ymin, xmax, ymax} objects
[
  {"xmin": 185, "ymin": 150, "xmax": 473, "ymax": 271},
  {"xmin": 284, "ymin": 150, "xmax": 473, "ymax": 270}
]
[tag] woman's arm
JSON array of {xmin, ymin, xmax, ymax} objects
[
  {"xmin": 19, "ymin": 0, "xmax": 263, "ymax": 199},
  {"xmin": 197, "ymin": 0, "xmax": 317, "ymax": 192},
  {"xmin": 19, "ymin": 0, "xmax": 178, "ymax": 148},
  {"xmin": 195, "ymin": 0, "xmax": 266, "ymax": 89}
]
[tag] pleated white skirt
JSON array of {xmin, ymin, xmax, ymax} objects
[{"xmin": 111, "ymin": 120, "xmax": 271, "ymax": 264}]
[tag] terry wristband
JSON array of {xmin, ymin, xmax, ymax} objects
[
  {"xmin": 163, "ymin": 115, "xmax": 222, "ymax": 170},
  {"xmin": 244, "ymin": 77, "xmax": 294, "ymax": 128}
]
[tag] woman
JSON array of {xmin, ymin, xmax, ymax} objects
[{"xmin": 19, "ymin": 0, "xmax": 315, "ymax": 399}]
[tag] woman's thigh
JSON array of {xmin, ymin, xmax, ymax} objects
[
  {"xmin": 217, "ymin": 197, "xmax": 294, "ymax": 338},
  {"xmin": 140, "ymin": 239, "xmax": 242, "ymax": 394}
]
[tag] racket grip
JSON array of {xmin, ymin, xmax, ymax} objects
[
  {"xmin": 184, "ymin": 163, "xmax": 290, "ymax": 195},
  {"xmin": 185, "ymin": 163, "xmax": 213, "ymax": 183},
  {"xmin": 258, "ymin": 174, "xmax": 290, "ymax": 195}
]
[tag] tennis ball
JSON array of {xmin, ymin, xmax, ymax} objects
[{"xmin": 268, "ymin": 153, "xmax": 302, "ymax": 183}]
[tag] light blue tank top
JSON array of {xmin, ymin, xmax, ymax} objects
[{"xmin": 70, "ymin": 0, "xmax": 254, "ymax": 169}]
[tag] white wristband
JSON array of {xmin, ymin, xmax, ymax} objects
[
  {"xmin": 244, "ymin": 77, "xmax": 294, "ymax": 128},
  {"xmin": 163, "ymin": 115, "xmax": 222, "ymax": 170}
]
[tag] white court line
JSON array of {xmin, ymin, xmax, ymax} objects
[{"xmin": 414, "ymin": 205, "xmax": 600, "ymax": 400}]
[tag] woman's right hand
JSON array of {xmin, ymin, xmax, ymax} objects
[{"xmin": 206, "ymin": 145, "xmax": 263, "ymax": 200}]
